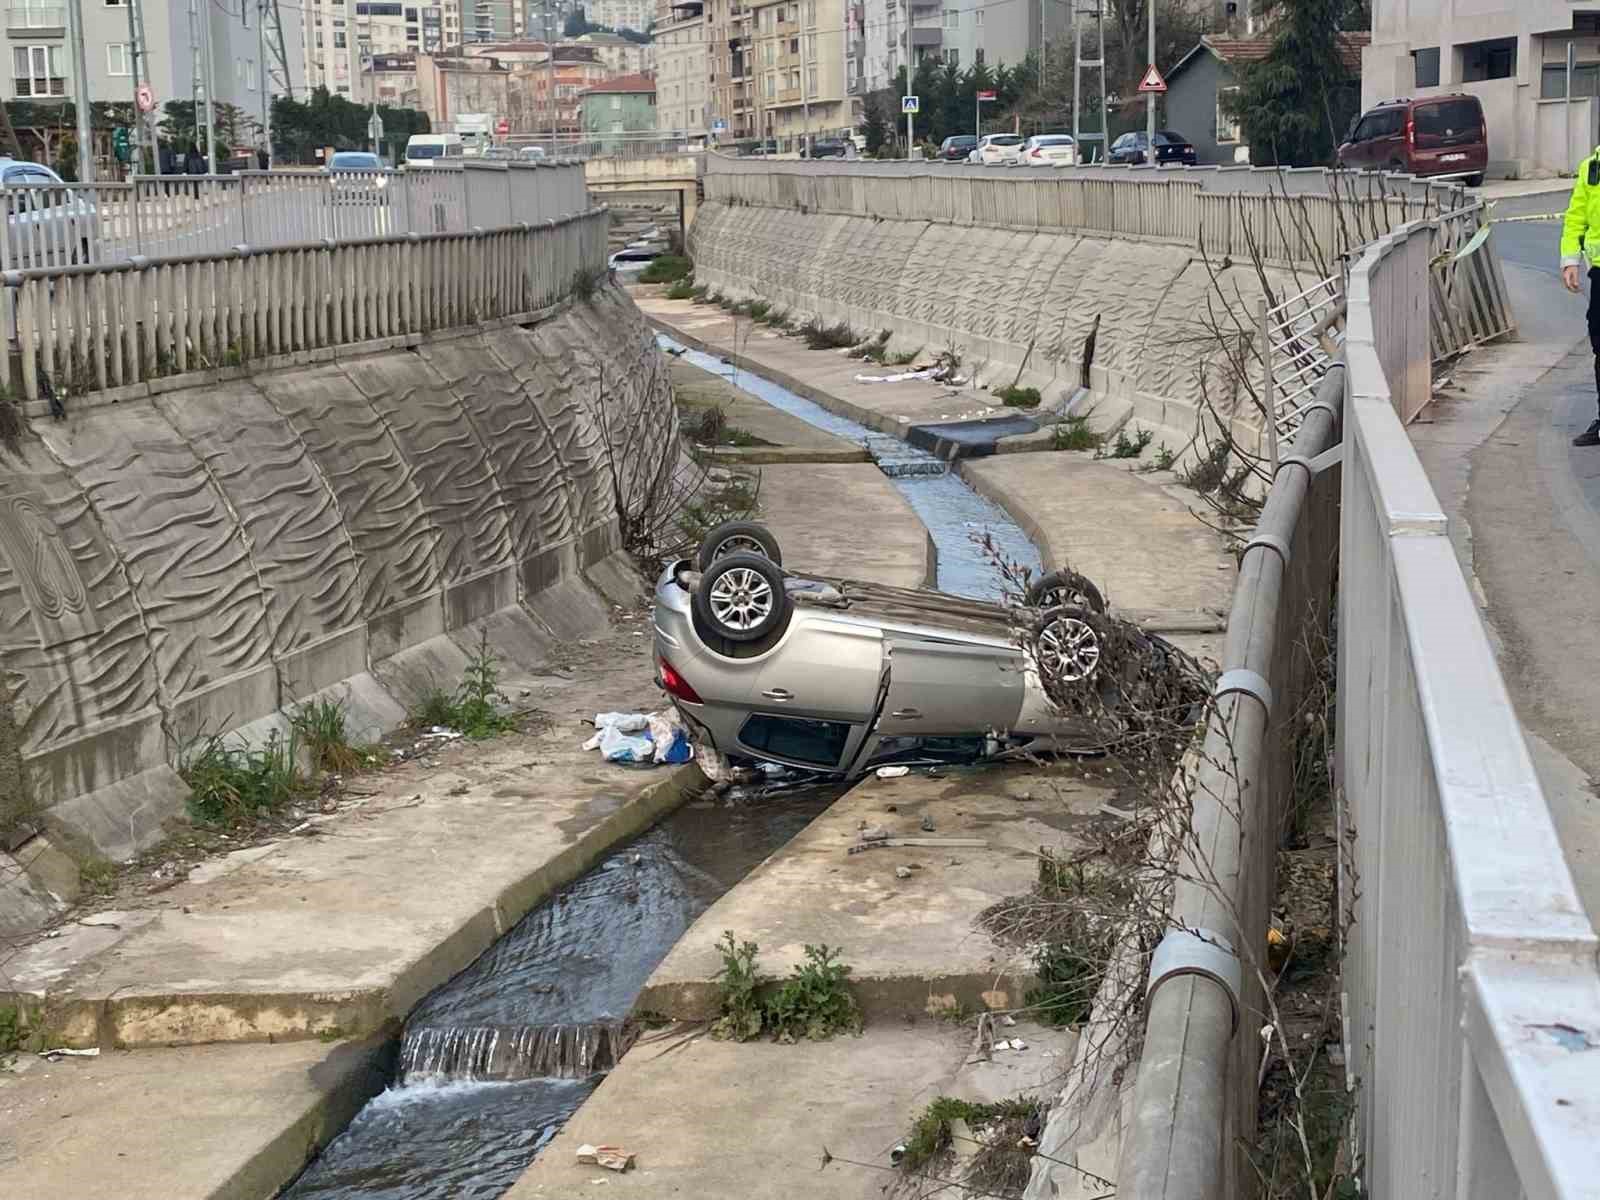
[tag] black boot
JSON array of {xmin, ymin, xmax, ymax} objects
[{"xmin": 1576, "ymin": 420, "xmax": 1600, "ymax": 447}]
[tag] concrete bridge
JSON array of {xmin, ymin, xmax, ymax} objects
[{"xmin": 583, "ymin": 153, "xmax": 702, "ymax": 237}]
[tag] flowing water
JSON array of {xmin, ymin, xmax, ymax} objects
[
  {"xmin": 659, "ymin": 335, "xmax": 1042, "ymax": 598},
  {"xmin": 282, "ymin": 787, "xmax": 844, "ymax": 1200}
]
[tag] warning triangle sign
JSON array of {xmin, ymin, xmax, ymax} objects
[{"xmin": 1138, "ymin": 64, "xmax": 1167, "ymax": 93}]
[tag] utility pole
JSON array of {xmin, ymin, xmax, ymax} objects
[
  {"xmin": 1072, "ymin": 0, "xmax": 1107, "ymax": 162},
  {"xmin": 1145, "ymin": 0, "xmax": 1156, "ymax": 165},
  {"xmin": 258, "ymin": 0, "xmax": 272, "ymax": 165},
  {"xmin": 202, "ymin": 0, "xmax": 218, "ymax": 171},
  {"xmin": 126, "ymin": 0, "xmax": 149, "ymax": 170},
  {"xmin": 66, "ymin": 0, "xmax": 93, "ymax": 181},
  {"xmin": 546, "ymin": 0, "xmax": 557, "ymax": 154}
]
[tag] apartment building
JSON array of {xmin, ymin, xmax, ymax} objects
[
  {"xmin": 860, "ymin": 0, "xmax": 1059, "ymax": 94},
  {"xmin": 4, "ymin": 0, "xmax": 298, "ymax": 121},
  {"xmin": 575, "ymin": 30, "xmax": 654, "ymax": 72},
  {"xmin": 699, "ymin": 0, "xmax": 758, "ymax": 139},
  {"xmin": 304, "ymin": 0, "xmax": 455, "ymax": 94},
  {"xmin": 588, "ymin": 0, "xmax": 652, "ymax": 30},
  {"xmin": 655, "ymin": 2, "xmax": 708, "ymax": 135},
  {"xmin": 1364, "ymin": 3, "xmax": 1600, "ymax": 176},
  {"xmin": 749, "ymin": 0, "xmax": 848, "ymax": 146},
  {"xmin": 415, "ymin": 48, "xmax": 508, "ymax": 123}
]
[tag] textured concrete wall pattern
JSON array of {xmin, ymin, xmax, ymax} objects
[
  {"xmin": 0, "ymin": 285, "xmax": 673, "ymax": 871},
  {"xmin": 688, "ymin": 199, "xmax": 1307, "ymax": 449}
]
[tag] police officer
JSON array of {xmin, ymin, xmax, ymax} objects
[{"xmin": 1562, "ymin": 151, "xmax": 1600, "ymax": 445}]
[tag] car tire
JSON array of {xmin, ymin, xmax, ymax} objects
[
  {"xmin": 1464, "ymin": 173, "xmax": 1484, "ymax": 188},
  {"xmin": 1025, "ymin": 570, "xmax": 1106, "ymax": 614},
  {"xmin": 696, "ymin": 520, "xmax": 783, "ymax": 570},
  {"xmin": 1030, "ymin": 604, "xmax": 1112, "ymax": 700},
  {"xmin": 693, "ymin": 552, "xmax": 792, "ymax": 644}
]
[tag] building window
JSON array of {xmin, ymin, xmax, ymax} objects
[
  {"xmin": 974, "ymin": 6, "xmax": 982, "ymax": 24},
  {"xmin": 975, "ymin": 46, "xmax": 984, "ymax": 65},
  {"xmin": 13, "ymin": 44, "xmax": 64, "ymax": 95},
  {"xmin": 788, "ymin": 36, "xmax": 797, "ymax": 54},
  {"xmin": 104, "ymin": 0, "xmax": 126, "ymax": 6},
  {"xmin": 1412, "ymin": 46, "xmax": 1440, "ymax": 88},
  {"xmin": 334, "ymin": 30, "xmax": 346, "ymax": 45},
  {"xmin": 764, "ymin": 40, "xmax": 773, "ymax": 64},
  {"xmin": 1216, "ymin": 84, "xmax": 1240, "ymax": 143},
  {"xmin": 805, "ymin": 0, "xmax": 814, "ymax": 24},
  {"xmin": 1460, "ymin": 37, "xmax": 1516, "ymax": 82},
  {"xmin": 106, "ymin": 41, "xmax": 129, "ymax": 75},
  {"xmin": 943, "ymin": 7, "xmax": 956, "ymax": 26},
  {"xmin": 247, "ymin": 58, "xmax": 258, "ymax": 89},
  {"xmin": 765, "ymin": 71, "xmax": 774, "ymax": 97},
  {"xmin": 1542, "ymin": 63, "xmax": 1600, "ymax": 98},
  {"xmin": 611, "ymin": 93, "xmax": 622, "ymax": 109},
  {"xmin": 944, "ymin": 46, "xmax": 958, "ymax": 66},
  {"xmin": 789, "ymin": 68, "xmax": 799, "ymax": 89}
]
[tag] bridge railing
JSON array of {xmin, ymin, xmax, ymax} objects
[
  {"xmin": 0, "ymin": 160, "xmax": 589, "ymax": 273},
  {"xmin": 3, "ymin": 206, "xmax": 610, "ymax": 406},
  {"xmin": 1337, "ymin": 219, "xmax": 1600, "ymax": 1199}
]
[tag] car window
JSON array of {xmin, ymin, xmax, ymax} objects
[
  {"xmin": 1414, "ymin": 99, "xmax": 1480, "ymax": 136},
  {"xmin": 2, "ymin": 165, "xmax": 31, "ymax": 184},
  {"xmin": 1370, "ymin": 110, "xmax": 1403, "ymax": 138},
  {"xmin": 407, "ymin": 144, "xmax": 443, "ymax": 159},
  {"xmin": 331, "ymin": 153, "xmax": 380, "ymax": 169},
  {"xmin": 1156, "ymin": 131, "xmax": 1187, "ymax": 143},
  {"xmin": 1035, "ymin": 136, "xmax": 1074, "ymax": 146},
  {"xmin": 738, "ymin": 714, "xmax": 851, "ymax": 767},
  {"xmin": 989, "ymin": 135, "xmax": 1023, "ymax": 146},
  {"xmin": 21, "ymin": 167, "xmax": 58, "ymax": 185}
]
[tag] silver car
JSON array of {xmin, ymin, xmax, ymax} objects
[
  {"xmin": 1, "ymin": 158, "xmax": 96, "ymax": 269},
  {"xmin": 653, "ymin": 522, "xmax": 1206, "ymax": 778}
]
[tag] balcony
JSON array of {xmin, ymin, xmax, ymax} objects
[
  {"xmin": 6, "ymin": 5, "xmax": 64, "ymax": 36},
  {"xmin": 908, "ymin": 25, "xmax": 941, "ymax": 46}
]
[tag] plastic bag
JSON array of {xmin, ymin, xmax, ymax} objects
[{"xmin": 597, "ymin": 724, "xmax": 655, "ymax": 763}]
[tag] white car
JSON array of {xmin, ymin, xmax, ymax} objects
[
  {"xmin": 968, "ymin": 134, "xmax": 1025, "ymax": 166},
  {"xmin": 1021, "ymin": 134, "xmax": 1078, "ymax": 167}
]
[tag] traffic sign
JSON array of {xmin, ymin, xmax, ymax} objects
[
  {"xmin": 135, "ymin": 83, "xmax": 155, "ymax": 113},
  {"xmin": 367, "ymin": 111, "xmax": 384, "ymax": 141},
  {"xmin": 495, "ymin": 118, "xmax": 510, "ymax": 135},
  {"xmin": 902, "ymin": 95, "xmax": 920, "ymax": 114},
  {"xmin": 976, "ymin": 90, "xmax": 996, "ymax": 102},
  {"xmin": 712, "ymin": 118, "xmax": 727, "ymax": 133},
  {"xmin": 1137, "ymin": 64, "xmax": 1167, "ymax": 93}
]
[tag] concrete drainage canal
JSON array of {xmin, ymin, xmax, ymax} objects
[{"xmin": 282, "ymin": 347, "xmax": 1044, "ymax": 1198}]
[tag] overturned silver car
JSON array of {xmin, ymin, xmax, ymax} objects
[{"xmin": 653, "ymin": 522, "xmax": 1208, "ymax": 779}]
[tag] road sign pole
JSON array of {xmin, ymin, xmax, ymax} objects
[
  {"xmin": 907, "ymin": 107, "xmax": 914, "ymax": 159},
  {"xmin": 1146, "ymin": 0, "xmax": 1156, "ymax": 165},
  {"xmin": 66, "ymin": 0, "xmax": 93, "ymax": 182}
]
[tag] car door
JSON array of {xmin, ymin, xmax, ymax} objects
[
  {"xmin": 1369, "ymin": 110, "xmax": 1405, "ymax": 170},
  {"xmin": 1339, "ymin": 116, "xmax": 1370, "ymax": 168},
  {"xmin": 874, "ymin": 637, "xmax": 1024, "ymax": 736},
  {"xmin": 751, "ymin": 615, "xmax": 883, "ymax": 725}
]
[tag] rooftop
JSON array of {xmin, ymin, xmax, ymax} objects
[
  {"xmin": 580, "ymin": 71, "xmax": 657, "ymax": 96},
  {"xmin": 1197, "ymin": 31, "xmax": 1371, "ymax": 74}
]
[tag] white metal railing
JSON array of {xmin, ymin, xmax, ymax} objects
[
  {"xmin": 1340, "ymin": 221, "xmax": 1600, "ymax": 1198},
  {"xmin": 2, "ymin": 207, "xmax": 610, "ymax": 404},
  {"xmin": 0, "ymin": 161, "xmax": 589, "ymax": 273}
]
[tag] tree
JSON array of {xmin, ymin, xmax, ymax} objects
[
  {"xmin": 859, "ymin": 91, "xmax": 891, "ymax": 155},
  {"xmin": 1225, "ymin": 0, "xmax": 1361, "ymax": 165},
  {"xmin": 563, "ymin": 5, "xmax": 587, "ymax": 36},
  {"xmin": 269, "ymin": 86, "xmax": 429, "ymax": 162}
]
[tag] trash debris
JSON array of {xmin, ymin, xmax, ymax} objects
[
  {"xmin": 419, "ymin": 726, "xmax": 463, "ymax": 741},
  {"xmin": 856, "ymin": 369, "xmax": 937, "ymax": 384},
  {"xmin": 1000, "ymin": 1014, "xmax": 1018, "ymax": 1027},
  {"xmin": 890, "ymin": 1143, "xmax": 908, "ymax": 1166},
  {"xmin": 895, "ymin": 866, "xmax": 913, "ymax": 879},
  {"xmin": 40, "ymin": 1047, "xmax": 100, "ymax": 1060},
  {"xmin": 858, "ymin": 825, "xmax": 890, "ymax": 842},
  {"xmin": 848, "ymin": 837, "xmax": 987, "ymax": 855},
  {"xmin": 583, "ymin": 711, "xmax": 693, "ymax": 765},
  {"xmin": 991, "ymin": 1038, "xmax": 1028, "ymax": 1052},
  {"xmin": 919, "ymin": 814, "xmax": 936, "ymax": 832},
  {"xmin": 576, "ymin": 1144, "xmax": 635, "ymax": 1172},
  {"xmin": 875, "ymin": 766, "xmax": 910, "ymax": 779}
]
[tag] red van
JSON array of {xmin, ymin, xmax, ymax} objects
[{"xmin": 1337, "ymin": 94, "xmax": 1488, "ymax": 186}]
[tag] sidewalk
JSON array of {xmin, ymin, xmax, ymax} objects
[{"xmin": 1409, "ymin": 255, "xmax": 1600, "ymax": 922}]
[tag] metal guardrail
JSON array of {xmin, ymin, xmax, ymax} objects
[
  {"xmin": 1, "ymin": 207, "xmax": 610, "ymax": 403},
  {"xmin": 1339, "ymin": 220, "xmax": 1600, "ymax": 1200},
  {"xmin": 0, "ymin": 161, "xmax": 589, "ymax": 274}
]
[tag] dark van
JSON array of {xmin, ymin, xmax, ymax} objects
[{"xmin": 1337, "ymin": 94, "xmax": 1488, "ymax": 186}]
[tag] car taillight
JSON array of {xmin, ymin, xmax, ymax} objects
[
  {"xmin": 1031, "ymin": 148, "xmax": 1041, "ymax": 157},
  {"xmin": 659, "ymin": 658, "xmax": 703, "ymax": 704},
  {"xmin": 1406, "ymin": 115, "xmax": 1415, "ymax": 148}
]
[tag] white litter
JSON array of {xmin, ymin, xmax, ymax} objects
[
  {"xmin": 40, "ymin": 1047, "xmax": 100, "ymax": 1059},
  {"xmin": 990, "ymin": 1038, "xmax": 1028, "ymax": 1052},
  {"xmin": 855, "ymin": 369, "xmax": 937, "ymax": 384},
  {"xmin": 875, "ymin": 766, "xmax": 911, "ymax": 779}
]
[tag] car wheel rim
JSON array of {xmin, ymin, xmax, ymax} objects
[
  {"xmin": 1038, "ymin": 617, "xmax": 1101, "ymax": 683},
  {"xmin": 709, "ymin": 567, "xmax": 773, "ymax": 631},
  {"xmin": 1041, "ymin": 586, "xmax": 1092, "ymax": 611},
  {"xmin": 713, "ymin": 533, "xmax": 769, "ymax": 561}
]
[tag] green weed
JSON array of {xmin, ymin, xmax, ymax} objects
[
  {"xmin": 710, "ymin": 931, "xmax": 766, "ymax": 1042},
  {"xmin": 899, "ymin": 1096, "xmax": 1043, "ymax": 1176},
  {"xmin": 996, "ymin": 385, "xmax": 1042, "ymax": 409},
  {"xmin": 569, "ymin": 269, "xmax": 599, "ymax": 302},
  {"xmin": 404, "ymin": 633, "xmax": 516, "ymax": 739},
  {"xmin": 289, "ymin": 697, "xmax": 369, "ymax": 776},
  {"xmin": 638, "ymin": 254, "xmax": 693, "ymax": 283},
  {"xmin": 1152, "ymin": 443, "xmax": 1176, "ymax": 471},
  {"xmin": 1099, "ymin": 424, "xmax": 1154, "ymax": 460},
  {"xmin": 78, "ymin": 857, "xmax": 118, "ymax": 896},
  {"xmin": 0, "ymin": 1004, "xmax": 24, "ymax": 1055},
  {"xmin": 690, "ymin": 283, "xmax": 710, "ymax": 301},
  {"xmin": 747, "ymin": 300, "xmax": 771, "ymax": 320},
  {"xmin": 799, "ymin": 318, "xmax": 857, "ymax": 350},
  {"xmin": 178, "ymin": 730, "xmax": 305, "ymax": 827},
  {"xmin": 1051, "ymin": 414, "xmax": 1103, "ymax": 452},
  {"xmin": 665, "ymin": 278, "xmax": 696, "ymax": 301}
]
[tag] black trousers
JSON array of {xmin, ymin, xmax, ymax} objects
[{"xmin": 1589, "ymin": 267, "xmax": 1600, "ymax": 415}]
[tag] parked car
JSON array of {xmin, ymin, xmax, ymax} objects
[
  {"xmin": 1108, "ymin": 130, "xmax": 1198, "ymax": 166},
  {"xmin": 481, "ymin": 145, "xmax": 517, "ymax": 161},
  {"xmin": 1021, "ymin": 134, "xmax": 1079, "ymax": 166},
  {"xmin": 652, "ymin": 522, "xmax": 1208, "ymax": 779},
  {"xmin": 519, "ymin": 145, "xmax": 547, "ymax": 162},
  {"xmin": 326, "ymin": 151, "xmax": 388, "ymax": 204},
  {"xmin": 938, "ymin": 134, "xmax": 979, "ymax": 162},
  {"xmin": 970, "ymin": 133, "xmax": 1026, "ymax": 166},
  {"xmin": 1, "ymin": 158, "xmax": 96, "ymax": 268},
  {"xmin": 804, "ymin": 138, "xmax": 850, "ymax": 158},
  {"xmin": 1336, "ymin": 94, "xmax": 1487, "ymax": 187}
]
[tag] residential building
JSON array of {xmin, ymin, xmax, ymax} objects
[
  {"xmin": 415, "ymin": 49, "xmax": 510, "ymax": 125},
  {"xmin": 578, "ymin": 70, "xmax": 656, "ymax": 147},
  {"xmin": 861, "ymin": 0, "xmax": 1062, "ymax": 95},
  {"xmin": 575, "ymin": 31, "xmax": 654, "ymax": 73},
  {"xmin": 516, "ymin": 47, "xmax": 609, "ymax": 131},
  {"xmin": 3, "ymin": 0, "xmax": 301, "ymax": 161},
  {"xmin": 1363, "ymin": 4, "xmax": 1600, "ymax": 176},
  {"xmin": 466, "ymin": 0, "xmax": 524, "ymax": 42},
  {"xmin": 701, "ymin": 0, "xmax": 758, "ymax": 140},
  {"xmin": 588, "ymin": 0, "xmax": 652, "ymax": 31},
  {"xmin": 356, "ymin": 50, "xmax": 423, "ymax": 106},
  {"xmin": 750, "ymin": 0, "xmax": 848, "ymax": 149},
  {"xmin": 655, "ymin": 2, "xmax": 707, "ymax": 136},
  {"xmin": 1164, "ymin": 32, "xmax": 1368, "ymax": 165}
]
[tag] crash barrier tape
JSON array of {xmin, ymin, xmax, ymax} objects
[
  {"xmin": 1144, "ymin": 928, "xmax": 1243, "ymax": 1035},
  {"xmin": 0, "ymin": 207, "xmax": 611, "ymax": 404},
  {"xmin": 1106, "ymin": 368, "xmax": 1343, "ymax": 1200}
]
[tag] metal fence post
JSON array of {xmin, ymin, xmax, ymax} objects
[{"xmin": 1260, "ymin": 294, "xmax": 1279, "ymax": 475}]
